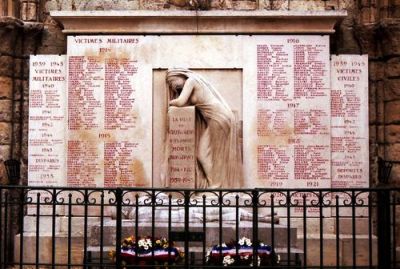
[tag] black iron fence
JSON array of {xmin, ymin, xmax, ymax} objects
[{"xmin": 0, "ymin": 186, "xmax": 398, "ymax": 268}]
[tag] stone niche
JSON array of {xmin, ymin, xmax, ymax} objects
[{"xmin": 152, "ymin": 69, "xmax": 243, "ymax": 188}]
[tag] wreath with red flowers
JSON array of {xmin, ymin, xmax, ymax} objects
[
  {"xmin": 206, "ymin": 237, "xmax": 280, "ymax": 267},
  {"xmin": 109, "ymin": 236, "xmax": 184, "ymax": 268}
]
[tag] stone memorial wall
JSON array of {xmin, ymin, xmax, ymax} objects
[{"xmin": 28, "ymin": 36, "xmax": 369, "ymax": 192}]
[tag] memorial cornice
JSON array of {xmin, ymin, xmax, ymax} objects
[{"xmin": 50, "ymin": 10, "xmax": 347, "ymax": 34}]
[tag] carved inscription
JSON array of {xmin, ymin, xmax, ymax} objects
[
  {"xmin": 68, "ymin": 56, "xmax": 102, "ymax": 130},
  {"xmin": 331, "ymin": 55, "xmax": 369, "ymax": 189},
  {"xmin": 104, "ymin": 58, "xmax": 138, "ymax": 130},
  {"xmin": 67, "ymin": 36, "xmax": 149, "ymax": 187},
  {"xmin": 252, "ymin": 36, "xmax": 332, "ymax": 216},
  {"xmin": 67, "ymin": 140, "xmax": 100, "ymax": 187},
  {"xmin": 168, "ymin": 107, "xmax": 196, "ymax": 188},
  {"xmin": 256, "ymin": 36, "xmax": 331, "ymax": 190},
  {"xmin": 257, "ymin": 44, "xmax": 291, "ymax": 101},
  {"xmin": 28, "ymin": 55, "xmax": 66, "ymax": 186},
  {"xmin": 104, "ymin": 142, "xmax": 139, "ymax": 186}
]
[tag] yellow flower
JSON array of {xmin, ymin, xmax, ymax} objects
[
  {"xmin": 156, "ymin": 240, "xmax": 161, "ymax": 245},
  {"xmin": 108, "ymin": 250, "xmax": 116, "ymax": 262}
]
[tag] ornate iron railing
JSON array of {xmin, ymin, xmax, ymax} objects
[{"xmin": 0, "ymin": 186, "xmax": 398, "ymax": 268}]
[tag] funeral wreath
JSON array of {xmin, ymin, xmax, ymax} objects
[
  {"xmin": 109, "ymin": 235, "xmax": 183, "ymax": 267},
  {"xmin": 206, "ymin": 236, "xmax": 280, "ymax": 267}
]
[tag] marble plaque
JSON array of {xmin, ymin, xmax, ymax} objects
[
  {"xmin": 242, "ymin": 36, "xmax": 331, "ymax": 216},
  {"xmin": 244, "ymin": 36, "xmax": 331, "ymax": 190},
  {"xmin": 331, "ymin": 55, "xmax": 369, "ymax": 216},
  {"xmin": 331, "ymin": 55, "xmax": 369, "ymax": 189},
  {"xmin": 167, "ymin": 106, "xmax": 196, "ymax": 188},
  {"xmin": 28, "ymin": 55, "xmax": 66, "ymax": 186},
  {"xmin": 67, "ymin": 36, "xmax": 151, "ymax": 187}
]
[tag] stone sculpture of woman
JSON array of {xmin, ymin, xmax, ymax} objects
[{"xmin": 165, "ymin": 68, "xmax": 242, "ymax": 188}]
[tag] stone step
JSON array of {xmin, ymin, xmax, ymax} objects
[
  {"xmin": 89, "ymin": 220, "xmax": 297, "ymax": 248},
  {"xmin": 297, "ymin": 233, "xmax": 378, "ymax": 267},
  {"xmin": 14, "ymin": 233, "xmax": 84, "ymax": 265},
  {"xmin": 334, "ymin": 217, "xmax": 372, "ymax": 235},
  {"xmin": 280, "ymin": 216, "xmax": 373, "ymax": 236},
  {"xmin": 23, "ymin": 215, "xmax": 111, "ymax": 236}
]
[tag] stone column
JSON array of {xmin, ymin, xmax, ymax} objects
[{"xmin": 167, "ymin": 106, "xmax": 196, "ymax": 188}]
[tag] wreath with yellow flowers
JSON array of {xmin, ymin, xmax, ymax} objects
[{"xmin": 109, "ymin": 236, "xmax": 184, "ymax": 268}]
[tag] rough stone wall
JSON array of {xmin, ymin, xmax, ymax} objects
[
  {"xmin": 0, "ymin": 17, "xmax": 42, "ymax": 185},
  {"xmin": 41, "ymin": 0, "xmax": 376, "ymax": 12},
  {"xmin": 42, "ymin": 0, "xmax": 347, "ymax": 11},
  {"xmin": 40, "ymin": 0, "xmax": 360, "ymax": 11},
  {"xmin": 0, "ymin": 18, "xmax": 18, "ymax": 185},
  {"xmin": 353, "ymin": 0, "xmax": 400, "ymax": 186},
  {"xmin": 0, "ymin": 0, "xmax": 399, "ymax": 187},
  {"xmin": 380, "ymin": 20, "xmax": 400, "ymax": 185}
]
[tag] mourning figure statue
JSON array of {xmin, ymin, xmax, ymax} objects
[{"xmin": 165, "ymin": 68, "xmax": 243, "ymax": 188}]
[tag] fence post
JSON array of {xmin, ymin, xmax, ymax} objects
[
  {"xmin": 252, "ymin": 189, "xmax": 259, "ymax": 268},
  {"xmin": 184, "ymin": 190, "xmax": 190, "ymax": 268},
  {"xmin": 115, "ymin": 188, "xmax": 123, "ymax": 269},
  {"xmin": 377, "ymin": 187, "xmax": 392, "ymax": 269}
]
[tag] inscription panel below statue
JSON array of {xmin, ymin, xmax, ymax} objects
[{"xmin": 167, "ymin": 106, "xmax": 196, "ymax": 188}]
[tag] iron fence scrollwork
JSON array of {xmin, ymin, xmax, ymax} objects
[{"xmin": 0, "ymin": 186, "xmax": 399, "ymax": 268}]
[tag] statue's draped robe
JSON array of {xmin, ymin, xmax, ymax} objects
[{"xmin": 164, "ymin": 69, "xmax": 243, "ymax": 189}]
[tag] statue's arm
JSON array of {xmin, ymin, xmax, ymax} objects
[{"xmin": 169, "ymin": 77, "xmax": 195, "ymax": 107}]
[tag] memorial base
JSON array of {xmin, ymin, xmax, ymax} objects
[
  {"xmin": 14, "ymin": 216, "xmax": 377, "ymax": 267},
  {"xmin": 297, "ymin": 234, "xmax": 377, "ymax": 266},
  {"xmin": 87, "ymin": 220, "xmax": 302, "ymax": 266},
  {"xmin": 14, "ymin": 233, "xmax": 84, "ymax": 266},
  {"xmin": 89, "ymin": 220, "xmax": 296, "ymax": 248}
]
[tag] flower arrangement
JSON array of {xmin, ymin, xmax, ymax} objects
[
  {"xmin": 110, "ymin": 236, "xmax": 183, "ymax": 268},
  {"xmin": 206, "ymin": 237, "xmax": 280, "ymax": 267}
]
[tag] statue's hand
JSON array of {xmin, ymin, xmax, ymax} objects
[
  {"xmin": 168, "ymin": 105, "xmax": 175, "ymax": 114},
  {"xmin": 169, "ymin": 99, "xmax": 179, "ymax": 106}
]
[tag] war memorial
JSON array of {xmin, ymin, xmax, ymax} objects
[{"xmin": 0, "ymin": 0, "xmax": 400, "ymax": 268}]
